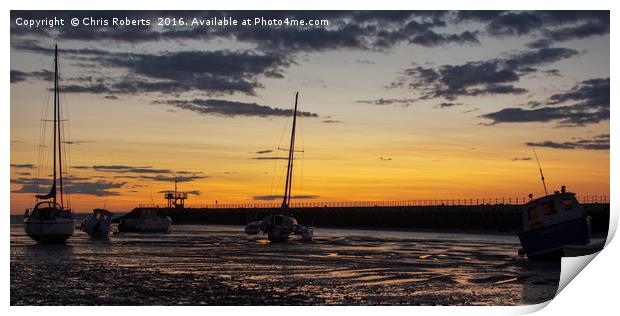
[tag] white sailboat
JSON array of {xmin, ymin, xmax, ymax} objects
[
  {"xmin": 245, "ymin": 92, "xmax": 314, "ymax": 242},
  {"xmin": 23, "ymin": 45, "xmax": 75, "ymax": 244}
]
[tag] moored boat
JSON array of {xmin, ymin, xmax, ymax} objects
[
  {"xmin": 23, "ymin": 44, "xmax": 75, "ymax": 244},
  {"xmin": 81, "ymin": 208, "xmax": 113, "ymax": 238},
  {"xmin": 118, "ymin": 208, "xmax": 172, "ymax": 233},
  {"xmin": 518, "ymin": 187, "xmax": 591, "ymax": 260},
  {"xmin": 244, "ymin": 92, "xmax": 314, "ymax": 242}
]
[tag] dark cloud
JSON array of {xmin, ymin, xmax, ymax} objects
[
  {"xmin": 255, "ymin": 149, "xmax": 273, "ymax": 154},
  {"xmin": 62, "ymin": 140, "xmax": 92, "ymax": 145},
  {"xmin": 158, "ymin": 190, "xmax": 201, "ymax": 196},
  {"xmin": 74, "ymin": 165, "xmax": 207, "ymax": 183},
  {"xmin": 117, "ymin": 174, "xmax": 207, "ymax": 183},
  {"xmin": 356, "ymin": 98, "xmax": 418, "ymax": 106},
  {"xmin": 511, "ymin": 157, "xmax": 533, "ymax": 161},
  {"xmin": 391, "ymin": 47, "xmax": 578, "ymax": 101},
  {"xmin": 543, "ymin": 69, "xmax": 561, "ymax": 77},
  {"xmin": 10, "ymin": 69, "xmax": 53, "ymax": 83},
  {"xmin": 10, "ymin": 163, "xmax": 35, "ymax": 169},
  {"xmin": 11, "ymin": 177, "xmax": 126, "ymax": 196},
  {"xmin": 92, "ymin": 165, "xmax": 174, "ymax": 174},
  {"xmin": 154, "ymin": 99, "xmax": 319, "ymax": 118},
  {"xmin": 437, "ymin": 102, "xmax": 463, "ymax": 108},
  {"xmin": 526, "ymin": 134, "xmax": 609, "ymax": 150},
  {"xmin": 322, "ymin": 119, "xmax": 343, "ymax": 124},
  {"xmin": 481, "ymin": 78, "xmax": 609, "ymax": 126},
  {"xmin": 253, "ymin": 194, "xmax": 320, "ymax": 201},
  {"xmin": 12, "ymin": 41, "xmax": 290, "ymax": 96},
  {"xmin": 379, "ymin": 157, "xmax": 393, "ymax": 161},
  {"xmin": 456, "ymin": 10, "xmax": 609, "ymax": 42}
]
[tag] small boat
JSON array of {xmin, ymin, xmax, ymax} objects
[
  {"xmin": 517, "ymin": 149, "xmax": 594, "ymax": 259},
  {"xmin": 23, "ymin": 45, "xmax": 75, "ymax": 244},
  {"xmin": 518, "ymin": 187, "xmax": 591, "ymax": 260},
  {"xmin": 118, "ymin": 208, "xmax": 172, "ymax": 233},
  {"xmin": 244, "ymin": 92, "xmax": 314, "ymax": 242},
  {"xmin": 246, "ymin": 214, "xmax": 314, "ymax": 242},
  {"xmin": 81, "ymin": 209, "xmax": 113, "ymax": 238}
]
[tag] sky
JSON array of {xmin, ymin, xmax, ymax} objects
[{"xmin": 9, "ymin": 11, "xmax": 610, "ymax": 213}]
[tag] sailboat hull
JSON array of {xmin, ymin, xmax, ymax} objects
[{"xmin": 24, "ymin": 218, "xmax": 75, "ymax": 244}]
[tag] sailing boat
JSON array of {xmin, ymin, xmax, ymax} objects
[
  {"xmin": 245, "ymin": 92, "xmax": 314, "ymax": 242},
  {"xmin": 517, "ymin": 148, "xmax": 592, "ymax": 259},
  {"xmin": 23, "ymin": 45, "xmax": 75, "ymax": 244}
]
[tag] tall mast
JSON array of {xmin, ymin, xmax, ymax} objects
[
  {"xmin": 532, "ymin": 147, "xmax": 548, "ymax": 195},
  {"xmin": 51, "ymin": 45, "xmax": 59, "ymax": 205},
  {"xmin": 282, "ymin": 92, "xmax": 299, "ymax": 211},
  {"xmin": 56, "ymin": 45, "xmax": 64, "ymax": 206},
  {"xmin": 35, "ymin": 44, "xmax": 60, "ymax": 203}
]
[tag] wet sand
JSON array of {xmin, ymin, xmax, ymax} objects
[{"xmin": 10, "ymin": 224, "xmax": 560, "ymax": 305}]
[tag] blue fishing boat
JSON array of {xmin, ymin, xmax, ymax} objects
[{"xmin": 518, "ymin": 188, "xmax": 591, "ymax": 259}]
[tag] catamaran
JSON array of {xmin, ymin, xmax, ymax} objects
[
  {"xmin": 245, "ymin": 92, "xmax": 314, "ymax": 242},
  {"xmin": 23, "ymin": 45, "xmax": 75, "ymax": 244}
]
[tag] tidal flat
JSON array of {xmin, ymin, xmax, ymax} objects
[{"xmin": 11, "ymin": 224, "xmax": 560, "ymax": 305}]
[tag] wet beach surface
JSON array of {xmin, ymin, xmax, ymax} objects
[{"xmin": 11, "ymin": 224, "xmax": 560, "ymax": 305}]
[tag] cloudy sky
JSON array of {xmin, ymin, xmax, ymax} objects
[{"xmin": 10, "ymin": 11, "xmax": 609, "ymax": 213}]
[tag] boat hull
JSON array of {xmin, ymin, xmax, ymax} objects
[
  {"xmin": 518, "ymin": 216, "xmax": 590, "ymax": 260},
  {"xmin": 81, "ymin": 220, "xmax": 112, "ymax": 239},
  {"xmin": 24, "ymin": 218, "xmax": 75, "ymax": 244}
]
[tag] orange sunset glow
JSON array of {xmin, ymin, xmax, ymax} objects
[{"xmin": 10, "ymin": 11, "xmax": 609, "ymax": 213}]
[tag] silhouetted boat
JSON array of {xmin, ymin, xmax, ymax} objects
[
  {"xmin": 118, "ymin": 208, "xmax": 172, "ymax": 233},
  {"xmin": 81, "ymin": 209, "xmax": 113, "ymax": 239},
  {"xmin": 245, "ymin": 92, "xmax": 313, "ymax": 242},
  {"xmin": 518, "ymin": 187, "xmax": 591, "ymax": 259},
  {"xmin": 23, "ymin": 45, "xmax": 75, "ymax": 244},
  {"xmin": 517, "ymin": 149, "xmax": 592, "ymax": 259}
]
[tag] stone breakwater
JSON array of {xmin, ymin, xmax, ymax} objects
[{"xmin": 121, "ymin": 203, "xmax": 609, "ymax": 233}]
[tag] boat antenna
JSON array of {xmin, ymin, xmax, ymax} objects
[
  {"xmin": 281, "ymin": 92, "xmax": 299, "ymax": 213},
  {"xmin": 532, "ymin": 147, "xmax": 548, "ymax": 195}
]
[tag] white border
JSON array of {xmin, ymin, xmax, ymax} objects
[{"xmin": 3, "ymin": 1, "xmax": 617, "ymax": 315}]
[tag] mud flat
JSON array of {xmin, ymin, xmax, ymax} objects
[
  {"xmin": 11, "ymin": 225, "xmax": 560, "ymax": 305},
  {"xmin": 125, "ymin": 203, "xmax": 609, "ymax": 233}
]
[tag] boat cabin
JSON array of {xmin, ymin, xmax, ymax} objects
[
  {"xmin": 27, "ymin": 201, "xmax": 71, "ymax": 220},
  {"xmin": 522, "ymin": 192, "xmax": 585, "ymax": 231},
  {"xmin": 92, "ymin": 208, "xmax": 113, "ymax": 221}
]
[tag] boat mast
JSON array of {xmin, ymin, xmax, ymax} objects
[
  {"xmin": 35, "ymin": 44, "xmax": 61, "ymax": 204},
  {"xmin": 56, "ymin": 45, "xmax": 64, "ymax": 206},
  {"xmin": 532, "ymin": 147, "xmax": 548, "ymax": 195},
  {"xmin": 281, "ymin": 92, "xmax": 299, "ymax": 211},
  {"xmin": 51, "ymin": 45, "xmax": 59, "ymax": 205}
]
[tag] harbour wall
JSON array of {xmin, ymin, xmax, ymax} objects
[{"xmin": 123, "ymin": 203, "xmax": 610, "ymax": 234}]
